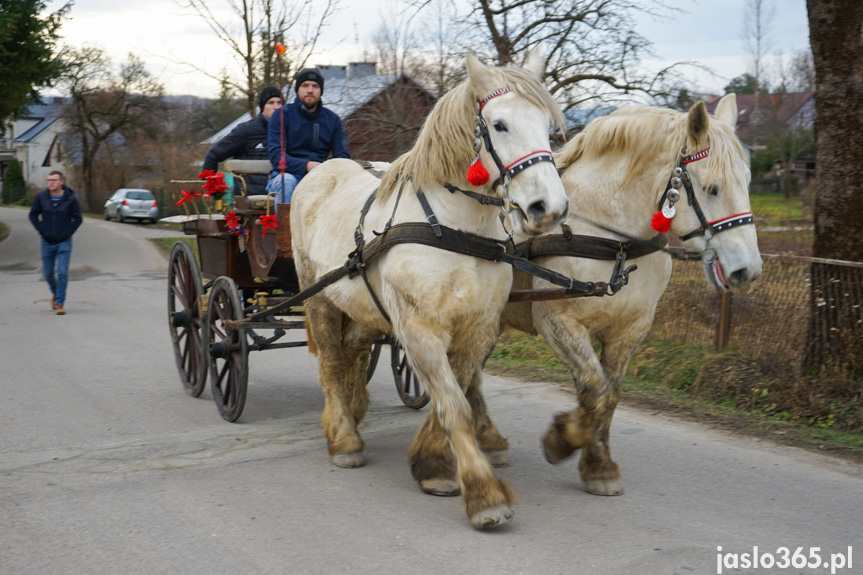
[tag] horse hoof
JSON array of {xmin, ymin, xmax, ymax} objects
[
  {"xmin": 332, "ymin": 452, "xmax": 364, "ymax": 468},
  {"xmin": 484, "ymin": 450, "xmax": 509, "ymax": 467},
  {"xmin": 584, "ymin": 478, "xmax": 624, "ymax": 496},
  {"xmin": 470, "ymin": 505, "xmax": 514, "ymax": 529},
  {"xmin": 421, "ymin": 479, "xmax": 461, "ymax": 496}
]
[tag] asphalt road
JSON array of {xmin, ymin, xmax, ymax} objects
[{"xmin": 1, "ymin": 205, "xmax": 861, "ymax": 575}]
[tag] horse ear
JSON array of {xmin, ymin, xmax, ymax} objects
[
  {"xmin": 466, "ymin": 53, "xmax": 496, "ymax": 93},
  {"xmin": 687, "ymin": 100, "xmax": 710, "ymax": 144},
  {"xmin": 522, "ymin": 48, "xmax": 545, "ymax": 79},
  {"xmin": 713, "ymin": 93, "xmax": 739, "ymax": 128}
]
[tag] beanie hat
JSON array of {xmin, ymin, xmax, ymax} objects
[
  {"xmin": 294, "ymin": 68, "xmax": 324, "ymax": 95},
  {"xmin": 258, "ymin": 86, "xmax": 282, "ymax": 112}
]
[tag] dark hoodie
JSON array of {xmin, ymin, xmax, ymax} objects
[{"xmin": 29, "ymin": 185, "xmax": 83, "ymax": 244}]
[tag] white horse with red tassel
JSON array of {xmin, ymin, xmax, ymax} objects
[
  {"xmin": 290, "ymin": 52, "xmax": 568, "ymax": 528},
  {"xmin": 468, "ymin": 94, "xmax": 761, "ymax": 495}
]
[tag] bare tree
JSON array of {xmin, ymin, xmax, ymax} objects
[
  {"xmin": 741, "ymin": 0, "xmax": 776, "ymax": 118},
  {"xmin": 408, "ymin": 0, "xmax": 695, "ymax": 112},
  {"xmin": 787, "ymin": 48, "xmax": 815, "ymax": 92},
  {"xmin": 57, "ymin": 46, "xmax": 166, "ymax": 209},
  {"xmin": 177, "ymin": 0, "xmax": 340, "ymax": 115},
  {"xmin": 803, "ymin": 0, "xmax": 863, "ymax": 375}
]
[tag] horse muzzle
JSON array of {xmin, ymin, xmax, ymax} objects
[{"xmin": 510, "ymin": 194, "xmax": 569, "ymax": 237}]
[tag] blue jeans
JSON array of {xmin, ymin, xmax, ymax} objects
[
  {"xmin": 41, "ymin": 238, "xmax": 72, "ymax": 306},
  {"xmin": 266, "ymin": 173, "xmax": 299, "ymax": 203}
]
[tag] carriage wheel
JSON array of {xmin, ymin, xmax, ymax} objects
[
  {"xmin": 366, "ymin": 338, "xmax": 384, "ymax": 383},
  {"xmin": 391, "ymin": 342, "xmax": 430, "ymax": 409},
  {"xmin": 167, "ymin": 241, "xmax": 208, "ymax": 397},
  {"xmin": 206, "ymin": 276, "xmax": 249, "ymax": 422}
]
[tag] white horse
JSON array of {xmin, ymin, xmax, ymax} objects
[
  {"xmin": 290, "ymin": 53, "xmax": 568, "ymax": 528},
  {"xmin": 490, "ymin": 94, "xmax": 763, "ymax": 495}
]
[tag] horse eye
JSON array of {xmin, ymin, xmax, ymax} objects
[
  {"xmin": 706, "ymin": 185, "xmax": 719, "ymax": 196},
  {"xmin": 493, "ymin": 121, "xmax": 508, "ymax": 133}
]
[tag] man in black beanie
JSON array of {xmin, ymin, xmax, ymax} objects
[
  {"xmin": 202, "ymin": 85, "xmax": 283, "ymax": 196},
  {"xmin": 266, "ymin": 67, "xmax": 349, "ymax": 202}
]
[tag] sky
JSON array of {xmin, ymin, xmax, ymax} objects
[{"xmin": 43, "ymin": 0, "xmax": 810, "ymax": 98}]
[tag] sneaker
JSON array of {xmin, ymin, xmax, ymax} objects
[
  {"xmin": 55, "ymin": 305, "xmax": 66, "ymax": 315},
  {"xmin": 51, "ymin": 296, "xmax": 57, "ymax": 310}
]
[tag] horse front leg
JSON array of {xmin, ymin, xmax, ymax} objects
[
  {"xmin": 466, "ymin": 368, "xmax": 510, "ymax": 466},
  {"xmin": 536, "ymin": 312, "xmax": 623, "ymax": 495},
  {"xmin": 403, "ymin": 330, "xmax": 515, "ymax": 528},
  {"xmin": 405, "ymin": 367, "xmax": 509, "ymax": 497},
  {"xmin": 305, "ymin": 298, "xmax": 366, "ymax": 468}
]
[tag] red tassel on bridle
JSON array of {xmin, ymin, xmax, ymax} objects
[
  {"xmin": 651, "ymin": 205, "xmax": 674, "ymax": 233},
  {"xmin": 467, "ymin": 157, "xmax": 489, "ymax": 186},
  {"xmin": 651, "ymin": 147, "xmax": 710, "ymax": 233}
]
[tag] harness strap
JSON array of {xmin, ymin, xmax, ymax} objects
[
  {"xmin": 443, "ymin": 183, "xmax": 505, "ymax": 206},
  {"xmin": 416, "ymin": 190, "xmax": 442, "ymax": 237},
  {"xmin": 515, "ymin": 227, "xmax": 668, "ymax": 261},
  {"xmin": 355, "ymin": 159, "xmax": 387, "ymax": 179}
]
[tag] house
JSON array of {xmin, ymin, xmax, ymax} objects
[
  {"xmin": 706, "ymin": 91, "xmax": 816, "ymax": 191},
  {"xmin": 705, "ymin": 91, "xmax": 815, "ymax": 145},
  {"xmin": 204, "ymin": 62, "xmax": 438, "ymax": 164},
  {"xmin": 0, "ymin": 100, "xmax": 71, "ymax": 198}
]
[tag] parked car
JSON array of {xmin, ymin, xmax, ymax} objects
[{"xmin": 104, "ymin": 188, "xmax": 159, "ymax": 224}]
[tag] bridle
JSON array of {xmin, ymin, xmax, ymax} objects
[
  {"xmin": 457, "ymin": 87, "xmax": 556, "ymax": 215},
  {"xmin": 657, "ymin": 147, "xmax": 755, "ymax": 262}
]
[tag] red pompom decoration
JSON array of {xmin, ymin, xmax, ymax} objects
[
  {"xmin": 467, "ymin": 157, "xmax": 489, "ymax": 186},
  {"xmin": 651, "ymin": 210, "xmax": 673, "ymax": 233}
]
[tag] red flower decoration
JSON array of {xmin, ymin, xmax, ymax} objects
[
  {"xmin": 176, "ymin": 189, "xmax": 201, "ymax": 206},
  {"xmin": 259, "ymin": 214, "xmax": 279, "ymax": 237},
  {"xmin": 225, "ymin": 210, "xmax": 240, "ymax": 230},
  {"xmin": 198, "ymin": 170, "xmax": 230, "ymax": 199}
]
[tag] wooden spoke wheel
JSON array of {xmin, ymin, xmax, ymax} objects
[
  {"xmin": 167, "ymin": 241, "xmax": 208, "ymax": 397},
  {"xmin": 390, "ymin": 341, "xmax": 430, "ymax": 409},
  {"xmin": 206, "ymin": 277, "xmax": 249, "ymax": 422},
  {"xmin": 366, "ymin": 337, "xmax": 384, "ymax": 383}
]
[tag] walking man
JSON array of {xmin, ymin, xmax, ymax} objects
[{"xmin": 28, "ymin": 171, "xmax": 82, "ymax": 315}]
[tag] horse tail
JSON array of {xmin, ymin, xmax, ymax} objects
[{"xmin": 305, "ymin": 318, "xmax": 318, "ymax": 356}]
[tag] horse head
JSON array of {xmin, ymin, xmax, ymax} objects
[
  {"xmin": 662, "ymin": 94, "xmax": 763, "ymax": 293},
  {"xmin": 462, "ymin": 53, "xmax": 569, "ymax": 236}
]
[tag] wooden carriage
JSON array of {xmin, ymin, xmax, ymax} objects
[{"xmin": 166, "ymin": 160, "xmax": 425, "ymax": 423}]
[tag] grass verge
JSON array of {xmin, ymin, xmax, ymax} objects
[{"xmin": 485, "ymin": 329, "xmax": 863, "ymax": 463}]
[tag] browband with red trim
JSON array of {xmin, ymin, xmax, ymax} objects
[
  {"xmin": 478, "ymin": 87, "xmax": 513, "ymax": 111},
  {"xmin": 682, "ymin": 147, "xmax": 710, "ymax": 163}
]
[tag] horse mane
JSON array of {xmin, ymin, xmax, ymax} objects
[
  {"xmin": 379, "ymin": 65, "xmax": 566, "ymax": 201},
  {"xmin": 555, "ymin": 105, "xmax": 746, "ymax": 187}
]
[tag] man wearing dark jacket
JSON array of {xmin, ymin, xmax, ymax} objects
[
  {"xmin": 267, "ymin": 67, "xmax": 350, "ymax": 202},
  {"xmin": 28, "ymin": 171, "xmax": 82, "ymax": 315},
  {"xmin": 203, "ymin": 86, "xmax": 283, "ymax": 196}
]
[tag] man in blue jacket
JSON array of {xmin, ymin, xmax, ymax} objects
[
  {"xmin": 28, "ymin": 171, "xmax": 82, "ymax": 315},
  {"xmin": 267, "ymin": 67, "xmax": 350, "ymax": 202},
  {"xmin": 203, "ymin": 86, "xmax": 283, "ymax": 196}
]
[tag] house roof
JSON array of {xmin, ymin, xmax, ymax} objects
[
  {"xmin": 13, "ymin": 102, "xmax": 62, "ymax": 143},
  {"xmin": 705, "ymin": 92, "xmax": 815, "ymax": 142},
  {"xmin": 202, "ymin": 72, "xmax": 437, "ymax": 145}
]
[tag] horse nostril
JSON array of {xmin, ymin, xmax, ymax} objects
[
  {"xmin": 730, "ymin": 268, "xmax": 750, "ymax": 285},
  {"xmin": 526, "ymin": 200, "xmax": 547, "ymax": 219}
]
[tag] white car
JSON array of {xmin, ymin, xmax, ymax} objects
[{"xmin": 104, "ymin": 188, "xmax": 159, "ymax": 224}]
